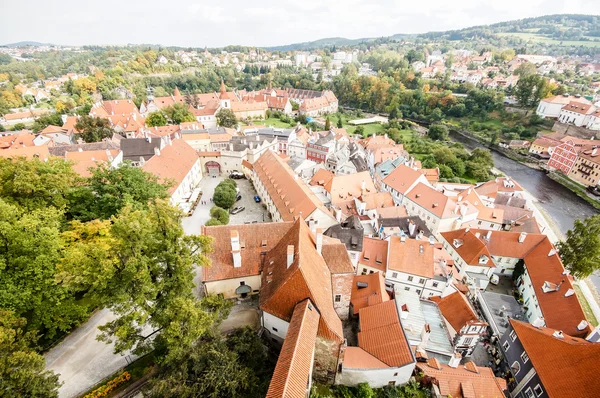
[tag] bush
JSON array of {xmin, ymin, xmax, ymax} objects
[
  {"xmin": 210, "ymin": 206, "xmax": 230, "ymax": 225},
  {"xmin": 84, "ymin": 372, "xmax": 131, "ymax": 398},
  {"xmin": 205, "ymin": 218, "xmax": 223, "ymax": 226}
]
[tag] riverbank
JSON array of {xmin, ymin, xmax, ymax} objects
[{"xmin": 547, "ymin": 171, "xmax": 600, "ymax": 211}]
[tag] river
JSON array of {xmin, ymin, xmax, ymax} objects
[{"xmin": 448, "ymin": 131, "xmax": 600, "ymax": 289}]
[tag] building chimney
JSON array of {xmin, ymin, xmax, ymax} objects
[
  {"xmin": 231, "ymin": 230, "xmax": 241, "ymax": 268},
  {"xmin": 154, "ymin": 147, "xmax": 161, "ymax": 156},
  {"xmin": 408, "ymin": 220, "xmax": 416, "ymax": 237},
  {"xmin": 315, "ymin": 228, "xmax": 323, "ymax": 255},
  {"xmin": 518, "ymin": 232, "xmax": 527, "ymax": 243},
  {"xmin": 419, "ymin": 244, "xmax": 424, "ymax": 254},
  {"xmin": 287, "ymin": 245, "xmax": 295, "ymax": 268},
  {"xmin": 485, "ymin": 230, "xmax": 492, "ymax": 240},
  {"xmin": 361, "ymin": 180, "xmax": 366, "ymax": 191},
  {"xmin": 448, "ymin": 352, "xmax": 462, "ymax": 368}
]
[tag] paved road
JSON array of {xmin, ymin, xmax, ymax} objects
[
  {"xmin": 45, "ymin": 309, "xmax": 136, "ymax": 398},
  {"xmin": 182, "ymin": 176, "xmax": 224, "ymax": 235}
]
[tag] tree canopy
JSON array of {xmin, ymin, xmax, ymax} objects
[
  {"xmin": 75, "ymin": 115, "xmax": 116, "ymax": 143},
  {"xmin": 216, "ymin": 108, "xmax": 237, "ymax": 128},
  {"xmin": 162, "ymin": 103, "xmax": 195, "ymax": 124},
  {"xmin": 146, "ymin": 111, "xmax": 167, "ymax": 127},
  {"xmin": 558, "ymin": 215, "xmax": 600, "ymax": 279},
  {"xmin": 213, "ymin": 179, "xmax": 237, "ymax": 209}
]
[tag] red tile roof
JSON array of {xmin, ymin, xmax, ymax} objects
[
  {"xmin": 260, "ymin": 219, "xmax": 344, "ymax": 342},
  {"xmin": 417, "ymin": 360, "xmax": 506, "ymax": 398},
  {"xmin": 406, "ymin": 183, "xmax": 457, "ymax": 218},
  {"xmin": 142, "ymin": 139, "xmax": 199, "ymax": 194},
  {"xmin": 65, "ymin": 149, "xmax": 120, "ymax": 177},
  {"xmin": 523, "ymin": 238, "xmax": 592, "ymax": 338},
  {"xmin": 266, "ymin": 299, "xmax": 320, "ymax": 398},
  {"xmin": 254, "ymin": 150, "xmax": 334, "ymax": 223},
  {"xmin": 202, "ymin": 222, "xmax": 294, "ymax": 282},
  {"xmin": 510, "ymin": 319, "xmax": 600, "ymax": 398},
  {"xmin": 309, "ymin": 168, "xmax": 334, "ymax": 187},
  {"xmin": 350, "ymin": 272, "xmax": 390, "ymax": 315},
  {"xmin": 325, "ymin": 171, "xmax": 376, "ymax": 206},
  {"xmin": 358, "ymin": 300, "xmax": 414, "ymax": 367},
  {"xmin": 388, "ymin": 236, "xmax": 438, "ymax": 278},
  {"xmin": 382, "ymin": 164, "xmax": 425, "ymax": 196},
  {"xmin": 358, "ymin": 237, "xmax": 389, "ymax": 272},
  {"xmin": 430, "ymin": 292, "xmax": 482, "ymax": 333},
  {"xmin": 343, "ymin": 347, "xmax": 389, "ymax": 369}
]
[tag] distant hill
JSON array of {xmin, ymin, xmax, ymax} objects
[
  {"xmin": 1, "ymin": 41, "xmax": 56, "ymax": 47},
  {"xmin": 263, "ymin": 14, "xmax": 600, "ymax": 51}
]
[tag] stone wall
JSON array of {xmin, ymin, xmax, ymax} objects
[
  {"xmin": 313, "ymin": 336, "xmax": 342, "ymax": 384},
  {"xmin": 331, "ymin": 273, "xmax": 353, "ymax": 321}
]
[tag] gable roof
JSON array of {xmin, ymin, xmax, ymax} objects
[
  {"xmin": 321, "ymin": 237, "xmax": 356, "ymax": 274},
  {"xmin": 382, "ymin": 164, "xmax": 425, "ymax": 195},
  {"xmin": 202, "ymin": 222, "xmax": 294, "ymax": 282},
  {"xmin": 406, "ymin": 183, "xmax": 457, "ymax": 219},
  {"xmin": 266, "ymin": 299, "xmax": 320, "ymax": 398},
  {"xmin": 343, "ymin": 347, "xmax": 389, "ymax": 369},
  {"xmin": 254, "ymin": 150, "xmax": 334, "ymax": 223},
  {"xmin": 358, "ymin": 237, "xmax": 389, "ymax": 272},
  {"xmin": 309, "ymin": 168, "xmax": 334, "ymax": 187},
  {"xmin": 523, "ymin": 239, "xmax": 592, "ymax": 338},
  {"xmin": 417, "ymin": 359, "xmax": 507, "ymax": 398},
  {"xmin": 141, "ymin": 139, "xmax": 198, "ymax": 193},
  {"xmin": 65, "ymin": 149, "xmax": 120, "ymax": 177},
  {"xmin": 387, "ymin": 236, "xmax": 440, "ymax": 278},
  {"xmin": 0, "ymin": 145, "xmax": 50, "ymax": 161},
  {"xmin": 430, "ymin": 291, "xmax": 482, "ymax": 333},
  {"xmin": 260, "ymin": 219, "xmax": 344, "ymax": 342},
  {"xmin": 358, "ymin": 300, "xmax": 414, "ymax": 368},
  {"xmin": 325, "ymin": 171, "xmax": 377, "ymax": 205},
  {"xmin": 510, "ymin": 319, "xmax": 600, "ymax": 398}
]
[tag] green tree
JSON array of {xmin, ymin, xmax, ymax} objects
[
  {"xmin": 355, "ymin": 126, "xmax": 365, "ymax": 137},
  {"xmin": 31, "ymin": 113, "xmax": 64, "ymax": 133},
  {"xmin": 216, "ymin": 108, "xmax": 237, "ymax": 128},
  {"xmin": 428, "ymin": 123, "xmax": 448, "ymax": 141},
  {"xmin": 0, "ymin": 310, "xmax": 61, "ymax": 398},
  {"xmin": 337, "ymin": 116, "xmax": 343, "ymax": 128},
  {"xmin": 0, "ymin": 157, "xmax": 79, "ymax": 212},
  {"xmin": 513, "ymin": 62, "xmax": 537, "ymax": 77},
  {"xmin": 163, "ymin": 103, "xmax": 195, "ymax": 124},
  {"xmin": 59, "ymin": 200, "xmax": 230, "ymax": 361},
  {"xmin": 213, "ymin": 180, "xmax": 237, "ymax": 209},
  {"xmin": 68, "ymin": 162, "xmax": 170, "ymax": 221},
  {"xmin": 0, "ymin": 200, "xmax": 89, "ymax": 339},
  {"xmin": 145, "ymin": 327, "xmax": 269, "ymax": 398},
  {"xmin": 324, "ymin": 116, "xmax": 331, "ymax": 130},
  {"xmin": 558, "ymin": 215, "xmax": 600, "ymax": 278},
  {"xmin": 146, "ymin": 111, "xmax": 167, "ymax": 127},
  {"xmin": 12, "ymin": 123, "xmax": 26, "ymax": 131},
  {"xmin": 208, "ymin": 206, "xmax": 230, "ymax": 225},
  {"xmin": 515, "ymin": 74, "xmax": 550, "ymax": 107},
  {"xmin": 438, "ymin": 164, "xmax": 454, "ymax": 179},
  {"xmin": 75, "ymin": 115, "xmax": 116, "ymax": 143}
]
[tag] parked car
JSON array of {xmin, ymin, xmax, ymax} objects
[
  {"xmin": 254, "ymin": 195, "xmax": 261, "ymax": 203},
  {"xmin": 230, "ymin": 206, "xmax": 245, "ymax": 215},
  {"xmin": 236, "ymin": 194, "xmax": 242, "ymax": 201},
  {"xmin": 229, "ymin": 172, "xmax": 244, "ymax": 179},
  {"xmin": 489, "ymin": 274, "xmax": 500, "ymax": 285}
]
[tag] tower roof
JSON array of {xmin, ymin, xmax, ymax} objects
[{"xmin": 220, "ymin": 80, "xmax": 226, "ymax": 94}]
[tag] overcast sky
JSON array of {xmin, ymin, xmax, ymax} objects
[{"xmin": 1, "ymin": 1, "xmax": 599, "ymax": 48}]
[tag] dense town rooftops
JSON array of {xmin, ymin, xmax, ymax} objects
[
  {"xmin": 350, "ymin": 272, "xmax": 390, "ymax": 315},
  {"xmin": 382, "ymin": 164, "xmax": 424, "ymax": 195},
  {"xmin": 406, "ymin": 183, "xmax": 457, "ymax": 219},
  {"xmin": 358, "ymin": 237, "xmax": 389, "ymax": 272},
  {"xmin": 388, "ymin": 236, "xmax": 444, "ymax": 279},
  {"xmin": 430, "ymin": 291, "xmax": 482, "ymax": 333}
]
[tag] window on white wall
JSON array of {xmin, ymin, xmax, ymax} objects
[
  {"xmin": 534, "ymin": 385, "xmax": 543, "ymax": 397},
  {"xmin": 335, "ymin": 294, "xmax": 341, "ymax": 302}
]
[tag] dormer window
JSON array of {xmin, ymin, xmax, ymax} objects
[
  {"xmin": 261, "ymin": 240, "xmax": 267, "ymax": 247},
  {"xmin": 453, "ymin": 239, "xmax": 464, "ymax": 248},
  {"xmin": 479, "ymin": 255, "xmax": 488, "ymax": 265}
]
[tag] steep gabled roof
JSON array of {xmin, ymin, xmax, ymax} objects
[
  {"xmin": 430, "ymin": 291, "xmax": 482, "ymax": 333},
  {"xmin": 350, "ymin": 272, "xmax": 390, "ymax": 315},
  {"xmin": 382, "ymin": 164, "xmax": 425, "ymax": 195},
  {"xmin": 388, "ymin": 236, "xmax": 439, "ymax": 278},
  {"xmin": 406, "ymin": 183, "xmax": 457, "ymax": 219},
  {"xmin": 260, "ymin": 219, "xmax": 343, "ymax": 342},
  {"xmin": 510, "ymin": 319, "xmax": 600, "ymax": 398},
  {"xmin": 141, "ymin": 139, "xmax": 198, "ymax": 194},
  {"xmin": 266, "ymin": 299, "xmax": 320, "ymax": 398}
]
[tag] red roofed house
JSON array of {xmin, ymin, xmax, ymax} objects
[
  {"xmin": 557, "ymin": 101, "xmax": 596, "ymax": 127},
  {"xmin": 547, "ymin": 139, "xmax": 578, "ymax": 174},
  {"xmin": 252, "ymin": 150, "xmax": 338, "ymax": 230},
  {"xmin": 402, "ymin": 182, "xmax": 461, "ymax": 234},
  {"xmin": 142, "ymin": 138, "xmax": 202, "ymax": 206},
  {"xmin": 498, "ymin": 319, "xmax": 600, "ymax": 398},
  {"xmin": 381, "ymin": 164, "xmax": 429, "ymax": 206},
  {"xmin": 430, "ymin": 291, "xmax": 488, "ymax": 355},
  {"xmin": 567, "ymin": 147, "xmax": 600, "ymax": 187}
]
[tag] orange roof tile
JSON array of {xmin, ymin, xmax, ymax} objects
[
  {"xmin": 65, "ymin": 149, "xmax": 120, "ymax": 177},
  {"xmin": 350, "ymin": 272, "xmax": 390, "ymax": 315},
  {"xmin": 420, "ymin": 168, "xmax": 440, "ymax": 182},
  {"xmin": 406, "ymin": 183, "xmax": 457, "ymax": 218},
  {"xmin": 141, "ymin": 139, "xmax": 198, "ymax": 194},
  {"xmin": 321, "ymin": 238, "xmax": 355, "ymax": 274},
  {"xmin": 254, "ymin": 150, "xmax": 334, "ymax": 223},
  {"xmin": 266, "ymin": 299, "xmax": 320, "ymax": 398},
  {"xmin": 308, "ymin": 168, "xmax": 334, "ymax": 187},
  {"xmin": 376, "ymin": 205, "xmax": 409, "ymax": 219},
  {"xmin": 325, "ymin": 171, "xmax": 376, "ymax": 206},
  {"xmin": 523, "ymin": 239, "xmax": 592, "ymax": 338},
  {"xmin": 382, "ymin": 165, "xmax": 425, "ymax": 195},
  {"xmin": 0, "ymin": 145, "xmax": 50, "ymax": 161},
  {"xmin": 343, "ymin": 347, "xmax": 389, "ymax": 369},
  {"xmin": 358, "ymin": 300, "xmax": 414, "ymax": 367},
  {"xmin": 510, "ymin": 319, "xmax": 600, "ymax": 398},
  {"xmin": 260, "ymin": 219, "xmax": 344, "ymax": 342},
  {"xmin": 360, "ymin": 192, "xmax": 394, "ymax": 210},
  {"xmin": 417, "ymin": 361, "xmax": 506, "ymax": 398},
  {"xmin": 202, "ymin": 222, "xmax": 294, "ymax": 282},
  {"xmin": 372, "ymin": 146, "xmax": 406, "ymax": 165},
  {"xmin": 359, "ymin": 134, "xmax": 396, "ymax": 151},
  {"xmin": 430, "ymin": 291, "xmax": 482, "ymax": 333},
  {"xmin": 358, "ymin": 237, "xmax": 389, "ymax": 272},
  {"xmin": 387, "ymin": 236, "xmax": 438, "ymax": 278}
]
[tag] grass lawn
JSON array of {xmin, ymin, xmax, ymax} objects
[
  {"xmin": 345, "ymin": 123, "xmax": 385, "ymax": 137},
  {"xmin": 574, "ymin": 285, "xmax": 599, "ymax": 326},
  {"xmin": 256, "ymin": 117, "xmax": 295, "ymax": 128}
]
